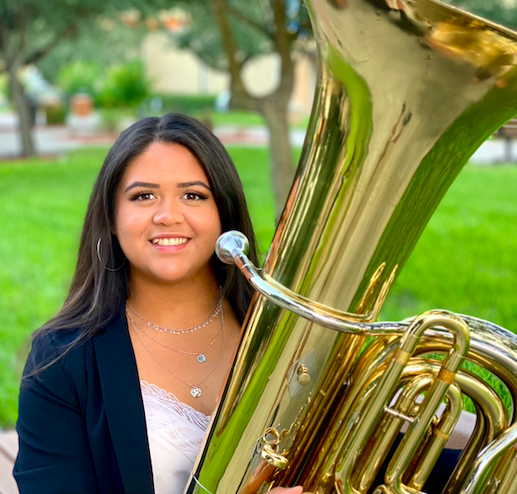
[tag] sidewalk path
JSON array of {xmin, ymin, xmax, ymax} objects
[
  {"xmin": 0, "ymin": 119, "xmax": 513, "ymax": 163},
  {"xmin": 0, "ymin": 123, "xmax": 307, "ymax": 158},
  {"xmin": 0, "ymin": 430, "xmax": 18, "ymax": 494},
  {"xmin": 0, "ymin": 125, "xmax": 117, "ymax": 158}
]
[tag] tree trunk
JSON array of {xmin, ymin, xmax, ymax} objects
[
  {"xmin": 8, "ymin": 63, "xmax": 35, "ymax": 157},
  {"xmin": 209, "ymin": 0, "xmax": 297, "ymax": 219},
  {"xmin": 262, "ymin": 99, "xmax": 296, "ymax": 221}
]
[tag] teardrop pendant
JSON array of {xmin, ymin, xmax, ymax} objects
[{"xmin": 197, "ymin": 354, "xmax": 206, "ymax": 363}]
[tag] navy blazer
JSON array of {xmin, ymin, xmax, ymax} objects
[{"xmin": 14, "ymin": 309, "xmax": 155, "ymax": 494}]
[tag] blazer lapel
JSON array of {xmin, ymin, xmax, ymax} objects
[{"xmin": 94, "ymin": 309, "xmax": 154, "ymax": 494}]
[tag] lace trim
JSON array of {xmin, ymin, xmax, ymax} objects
[{"xmin": 140, "ymin": 380, "xmax": 211, "ymax": 431}]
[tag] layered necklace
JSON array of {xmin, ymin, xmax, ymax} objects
[
  {"xmin": 126, "ymin": 301, "xmax": 225, "ymax": 398},
  {"xmin": 127, "ymin": 310, "xmax": 222, "ymax": 364}
]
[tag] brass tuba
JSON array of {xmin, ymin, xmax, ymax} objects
[{"xmin": 187, "ymin": 1, "xmax": 517, "ymax": 493}]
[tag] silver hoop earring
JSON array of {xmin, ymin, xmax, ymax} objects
[{"xmin": 96, "ymin": 238, "xmax": 126, "ymax": 272}]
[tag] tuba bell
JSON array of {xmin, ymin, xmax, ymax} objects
[{"xmin": 187, "ymin": 1, "xmax": 517, "ymax": 493}]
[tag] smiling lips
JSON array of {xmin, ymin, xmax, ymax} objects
[{"xmin": 151, "ymin": 237, "xmax": 189, "ymax": 246}]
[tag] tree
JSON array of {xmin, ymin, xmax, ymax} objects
[
  {"xmin": 0, "ymin": 0, "xmax": 130, "ymax": 157},
  {"xmin": 38, "ymin": 19, "xmax": 147, "ymax": 85},
  {"xmin": 176, "ymin": 0, "xmax": 312, "ymax": 219}
]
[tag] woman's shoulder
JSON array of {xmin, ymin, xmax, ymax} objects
[
  {"xmin": 23, "ymin": 328, "xmax": 88, "ymax": 380},
  {"xmin": 30, "ymin": 309, "xmax": 125, "ymax": 359},
  {"xmin": 26, "ymin": 311, "xmax": 126, "ymax": 376},
  {"xmin": 30, "ymin": 327, "xmax": 88, "ymax": 359}
]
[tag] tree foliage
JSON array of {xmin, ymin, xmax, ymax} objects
[
  {"xmin": 38, "ymin": 20, "xmax": 147, "ymax": 84},
  {"xmin": 173, "ymin": 0, "xmax": 276, "ymax": 71},
  {"xmin": 0, "ymin": 0, "xmax": 131, "ymax": 70},
  {"xmin": 0, "ymin": 0, "xmax": 136, "ymax": 156}
]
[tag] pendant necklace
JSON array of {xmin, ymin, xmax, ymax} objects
[
  {"xmin": 126, "ymin": 309, "xmax": 222, "ymax": 364},
  {"xmin": 129, "ymin": 310, "xmax": 225, "ymax": 398}
]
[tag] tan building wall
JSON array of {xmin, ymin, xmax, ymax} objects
[
  {"xmin": 142, "ymin": 33, "xmax": 316, "ymax": 114},
  {"xmin": 291, "ymin": 53, "xmax": 317, "ymax": 115},
  {"xmin": 142, "ymin": 33, "xmax": 228, "ymax": 94}
]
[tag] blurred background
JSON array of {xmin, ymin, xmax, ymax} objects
[{"xmin": 0, "ymin": 0, "xmax": 516, "ymax": 439}]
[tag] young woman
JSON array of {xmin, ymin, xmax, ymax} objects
[{"xmin": 14, "ymin": 114, "xmax": 303, "ymax": 494}]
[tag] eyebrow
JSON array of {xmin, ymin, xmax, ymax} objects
[
  {"xmin": 124, "ymin": 181, "xmax": 160, "ymax": 193},
  {"xmin": 177, "ymin": 181, "xmax": 211, "ymax": 191}
]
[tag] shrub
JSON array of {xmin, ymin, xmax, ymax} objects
[
  {"xmin": 56, "ymin": 60, "xmax": 104, "ymax": 103},
  {"xmin": 152, "ymin": 93, "xmax": 217, "ymax": 116},
  {"xmin": 98, "ymin": 107, "xmax": 135, "ymax": 133},
  {"xmin": 44, "ymin": 103, "xmax": 67, "ymax": 125},
  {"xmin": 98, "ymin": 60, "xmax": 150, "ymax": 109}
]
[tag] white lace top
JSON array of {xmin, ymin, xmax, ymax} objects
[{"xmin": 140, "ymin": 381, "xmax": 211, "ymax": 494}]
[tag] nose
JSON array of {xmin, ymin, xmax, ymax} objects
[{"xmin": 153, "ymin": 198, "xmax": 184, "ymax": 226}]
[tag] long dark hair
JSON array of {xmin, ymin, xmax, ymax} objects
[{"xmin": 34, "ymin": 113, "xmax": 258, "ymax": 352}]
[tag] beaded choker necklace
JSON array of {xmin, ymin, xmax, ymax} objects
[{"xmin": 126, "ymin": 297, "xmax": 223, "ymax": 336}]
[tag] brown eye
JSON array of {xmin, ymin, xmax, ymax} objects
[
  {"xmin": 182, "ymin": 192, "xmax": 206, "ymax": 201},
  {"xmin": 131, "ymin": 192, "xmax": 157, "ymax": 202}
]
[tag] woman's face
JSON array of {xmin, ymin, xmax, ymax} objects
[{"xmin": 113, "ymin": 142, "xmax": 222, "ymax": 286}]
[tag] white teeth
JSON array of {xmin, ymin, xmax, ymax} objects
[{"xmin": 152, "ymin": 238, "xmax": 188, "ymax": 246}]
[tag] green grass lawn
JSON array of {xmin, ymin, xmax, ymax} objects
[
  {"xmin": 209, "ymin": 110, "xmax": 310, "ymax": 130},
  {"xmin": 381, "ymin": 165, "xmax": 517, "ymax": 334},
  {"xmin": 0, "ymin": 148, "xmax": 516, "ymax": 428}
]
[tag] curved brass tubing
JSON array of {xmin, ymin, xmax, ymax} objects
[
  {"xmin": 323, "ymin": 357, "xmax": 508, "ymax": 494},
  {"xmin": 333, "ymin": 312, "xmax": 469, "ymax": 494},
  {"xmin": 306, "ymin": 336, "xmax": 508, "ymax": 494}
]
